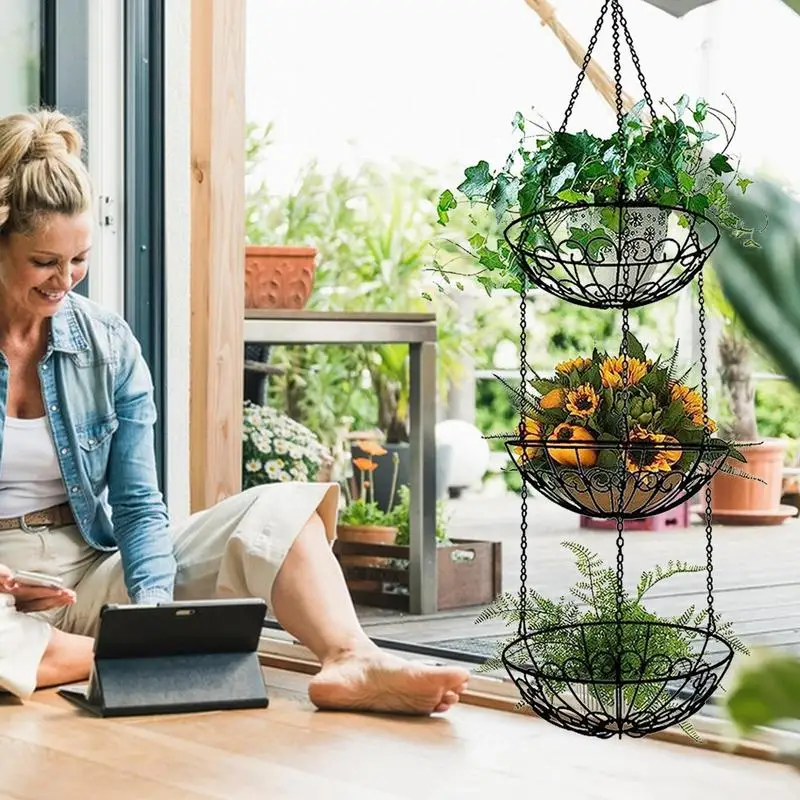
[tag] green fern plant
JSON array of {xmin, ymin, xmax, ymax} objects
[{"xmin": 476, "ymin": 541, "xmax": 748, "ymax": 739}]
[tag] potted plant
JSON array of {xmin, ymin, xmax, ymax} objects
[
  {"xmin": 432, "ymin": 95, "xmax": 754, "ymax": 296},
  {"xmin": 245, "ymin": 122, "xmax": 318, "ymax": 309},
  {"xmin": 503, "ymin": 332, "xmax": 747, "ymax": 517},
  {"xmin": 477, "ymin": 541, "xmax": 748, "ymax": 741},
  {"xmin": 336, "ymin": 443, "xmax": 399, "ymax": 591},
  {"xmin": 703, "ymin": 270, "xmax": 796, "ymax": 525},
  {"xmin": 242, "ymin": 401, "xmax": 331, "ymax": 487}
]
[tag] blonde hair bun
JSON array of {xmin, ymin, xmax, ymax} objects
[{"xmin": 0, "ymin": 109, "xmax": 91, "ymax": 235}]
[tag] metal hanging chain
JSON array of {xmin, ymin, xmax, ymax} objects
[
  {"xmin": 560, "ymin": 0, "xmax": 658, "ymax": 139},
  {"xmin": 615, "ymin": 306, "xmax": 632, "ymax": 646},
  {"xmin": 517, "ymin": 279, "xmax": 530, "ymax": 636},
  {"xmin": 616, "ymin": 3, "xmax": 657, "ymax": 121},
  {"xmin": 695, "ymin": 272, "xmax": 717, "ymax": 631},
  {"xmin": 558, "ymin": 0, "xmax": 612, "ymax": 133}
]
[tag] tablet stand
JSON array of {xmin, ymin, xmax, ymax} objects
[{"xmin": 63, "ymin": 650, "xmax": 269, "ymax": 717}]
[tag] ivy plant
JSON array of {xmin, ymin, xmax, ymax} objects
[{"xmin": 432, "ymin": 96, "xmax": 755, "ymax": 295}]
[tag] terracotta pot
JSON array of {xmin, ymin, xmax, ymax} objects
[
  {"xmin": 710, "ymin": 439, "xmax": 796, "ymax": 525},
  {"xmin": 336, "ymin": 524, "xmax": 397, "ymax": 592},
  {"xmin": 244, "ymin": 246, "xmax": 317, "ymax": 309}
]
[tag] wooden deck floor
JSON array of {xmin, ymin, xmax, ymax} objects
[
  {"xmin": 1, "ymin": 666, "xmax": 796, "ymax": 799},
  {"xmin": 357, "ymin": 482, "xmax": 800, "ymax": 660}
]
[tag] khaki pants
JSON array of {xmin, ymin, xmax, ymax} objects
[{"xmin": 0, "ymin": 482, "xmax": 339, "ymax": 698}]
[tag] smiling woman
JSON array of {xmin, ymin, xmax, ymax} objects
[{"xmin": 0, "ymin": 109, "xmax": 470, "ymax": 714}]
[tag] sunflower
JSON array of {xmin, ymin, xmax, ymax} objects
[
  {"xmin": 660, "ymin": 434, "xmax": 682, "ymax": 465},
  {"xmin": 600, "ymin": 356, "xmax": 650, "ymax": 388},
  {"xmin": 625, "ymin": 426, "xmax": 673, "ymax": 473},
  {"xmin": 555, "ymin": 357, "xmax": 592, "ymax": 376},
  {"xmin": 565, "ymin": 384, "xmax": 600, "ymax": 419},
  {"xmin": 670, "ymin": 384, "xmax": 718, "ymax": 431}
]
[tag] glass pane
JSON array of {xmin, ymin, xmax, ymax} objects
[{"xmin": 0, "ymin": 1, "xmax": 40, "ymax": 116}]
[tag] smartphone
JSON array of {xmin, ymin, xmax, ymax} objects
[{"xmin": 13, "ymin": 569, "xmax": 65, "ymax": 590}]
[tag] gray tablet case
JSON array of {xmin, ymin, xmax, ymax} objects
[{"xmin": 58, "ymin": 598, "xmax": 269, "ymax": 717}]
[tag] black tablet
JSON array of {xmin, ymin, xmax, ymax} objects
[{"xmin": 58, "ymin": 598, "xmax": 269, "ymax": 717}]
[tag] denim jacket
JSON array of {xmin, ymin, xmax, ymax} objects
[{"xmin": 0, "ymin": 293, "xmax": 176, "ymax": 604}]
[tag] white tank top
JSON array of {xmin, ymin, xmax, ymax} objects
[{"xmin": 0, "ymin": 416, "xmax": 68, "ymax": 517}]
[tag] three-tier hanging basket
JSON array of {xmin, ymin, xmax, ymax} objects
[{"xmin": 463, "ymin": 0, "xmax": 750, "ymax": 739}]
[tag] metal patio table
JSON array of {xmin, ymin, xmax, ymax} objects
[{"xmin": 243, "ymin": 310, "xmax": 438, "ymax": 614}]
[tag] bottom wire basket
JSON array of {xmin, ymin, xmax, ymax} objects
[{"xmin": 502, "ymin": 620, "xmax": 734, "ymax": 739}]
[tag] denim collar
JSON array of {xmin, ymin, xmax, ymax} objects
[{"xmin": 50, "ymin": 294, "xmax": 89, "ymax": 353}]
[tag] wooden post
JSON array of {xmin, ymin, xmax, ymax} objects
[{"xmin": 190, "ymin": 0, "xmax": 246, "ymax": 511}]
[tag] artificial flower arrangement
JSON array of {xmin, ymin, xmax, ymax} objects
[
  {"xmin": 507, "ymin": 332, "xmax": 746, "ymax": 476},
  {"xmin": 242, "ymin": 401, "xmax": 330, "ymax": 488}
]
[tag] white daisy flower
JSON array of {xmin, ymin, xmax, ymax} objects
[{"xmin": 245, "ymin": 459, "xmax": 262, "ymax": 472}]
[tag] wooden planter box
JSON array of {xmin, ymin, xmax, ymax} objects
[{"xmin": 333, "ymin": 538, "xmax": 502, "ymax": 612}]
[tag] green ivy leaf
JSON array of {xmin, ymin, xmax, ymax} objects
[
  {"xmin": 687, "ymin": 194, "xmax": 711, "ymax": 213},
  {"xmin": 736, "ymin": 177, "xmax": 754, "ymax": 194},
  {"xmin": 549, "ymin": 163, "xmax": 576, "ymax": 195},
  {"xmin": 512, "ymin": 111, "xmax": 525, "ymax": 132},
  {"xmin": 693, "ymin": 99, "xmax": 708, "ymax": 123},
  {"xmin": 677, "ymin": 170, "xmax": 695, "ymax": 194},
  {"xmin": 475, "ymin": 274, "xmax": 495, "ymax": 296},
  {"xmin": 650, "ymin": 166, "xmax": 676, "ymax": 191},
  {"xmin": 556, "ymin": 189, "xmax": 591, "ymax": 203},
  {"xmin": 709, "ymin": 153, "xmax": 734, "ymax": 176},
  {"xmin": 675, "ymin": 94, "xmax": 690, "ymax": 118},
  {"xmin": 436, "ymin": 189, "xmax": 457, "ymax": 225},
  {"xmin": 457, "ymin": 161, "xmax": 494, "ymax": 201},
  {"xmin": 468, "ymin": 232, "xmax": 487, "ymax": 250},
  {"xmin": 489, "ymin": 173, "xmax": 519, "ymax": 221},
  {"xmin": 660, "ymin": 189, "xmax": 680, "ymax": 206}
]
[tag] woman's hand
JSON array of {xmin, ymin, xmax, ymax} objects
[{"xmin": 0, "ymin": 563, "xmax": 76, "ymax": 612}]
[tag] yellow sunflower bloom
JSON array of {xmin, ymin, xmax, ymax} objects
[
  {"xmin": 670, "ymin": 384, "xmax": 718, "ymax": 431},
  {"xmin": 555, "ymin": 357, "xmax": 593, "ymax": 376},
  {"xmin": 625, "ymin": 426, "xmax": 674, "ymax": 473},
  {"xmin": 565, "ymin": 384, "xmax": 600, "ymax": 419},
  {"xmin": 600, "ymin": 356, "xmax": 650, "ymax": 388}
]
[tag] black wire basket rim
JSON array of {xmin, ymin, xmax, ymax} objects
[
  {"xmin": 502, "ymin": 620, "xmax": 735, "ymax": 685},
  {"xmin": 503, "ymin": 200, "xmax": 720, "ymax": 246},
  {"xmin": 503, "ymin": 437, "xmax": 731, "ymax": 454}
]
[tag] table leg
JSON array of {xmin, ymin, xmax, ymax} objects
[{"xmin": 408, "ymin": 341, "xmax": 437, "ymax": 614}]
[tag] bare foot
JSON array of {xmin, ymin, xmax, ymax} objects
[{"xmin": 308, "ymin": 647, "xmax": 470, "ymax": 715}]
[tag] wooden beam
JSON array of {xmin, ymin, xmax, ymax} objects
[{"xmin": 190, "ymin": 0, "xmax": 246, "ymax": 511}]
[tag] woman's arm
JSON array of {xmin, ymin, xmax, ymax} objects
[{"xmin": 106, "ymin": 321, "xmax": 176, "ymax": 604}]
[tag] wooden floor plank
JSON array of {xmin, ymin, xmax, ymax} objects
[{"xmin": 1, "ymin": 667, "xmax": 797, "ymax": 800}]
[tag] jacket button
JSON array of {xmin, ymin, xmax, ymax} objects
[
  {"xmin": 60, "ymin": 448, "xmax": 68, "ymax": 455},
  {"xmin": 70, "ymin": 486, "xmax": 79, "ymax": 494},
  {"xmin": 50, "ymin": 404, "xmax": 58, "ymax": 412}
]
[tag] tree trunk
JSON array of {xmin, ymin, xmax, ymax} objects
[{"xmin": 718, "ymin": 333, "xmax": 758, "ymax": 441}]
